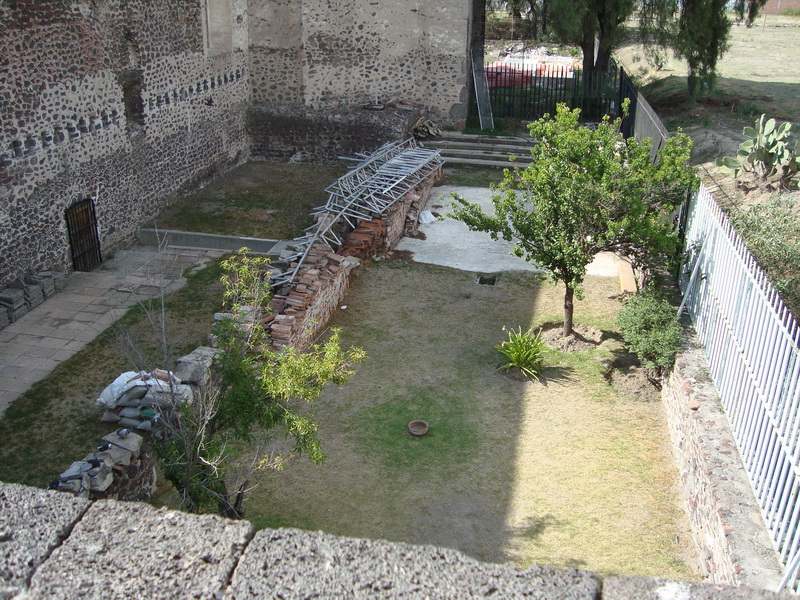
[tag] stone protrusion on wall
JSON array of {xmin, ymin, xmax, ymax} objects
[
  {"xmin": 662, "ymin": 335, "xmax": 784, "ymax": 590},
  {"xmin": 1, "ymin": 480, "xmax": 794, "ymax": 600}
]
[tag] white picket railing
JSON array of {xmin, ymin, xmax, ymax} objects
[{"xmin": 679, "ymin": 183, "xmax": 800, "ymax": 591}]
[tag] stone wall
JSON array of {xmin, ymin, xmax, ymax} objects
[
  {"xmin": 0, "ymin": 480, "xmax": 793, "ymax": 600},
  {"xmin": 248, "ymin": 0, "xmax": 472, "ymax": 124},
  {"xmin": 0, "ymin": 0, "xmax": 251, "ymax": 287},
  {"xmin": 662, "ymin": 334, "xmax": 784, "ymax": 590},
  {"xmin": 248, "ymin": 103, "xmax": 417, "ymax": 162}
]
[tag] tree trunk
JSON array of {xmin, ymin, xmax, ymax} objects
[{"xmin": 563, "ymin": 284, "xmax": 574, "ymax": 337}]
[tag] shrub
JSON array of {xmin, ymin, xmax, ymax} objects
[
  {"xmin": 496, "ymin": 326, "xmax": 546, "ymax": 380},
  {"xmin": 617, "ymin": 291, "xmax": 682, "ymax": 376},
  {"xmin": 730, "ymin": 195, "xmax": 800, "ymax": 317}
]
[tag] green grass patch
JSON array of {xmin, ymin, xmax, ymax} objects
[{"xmin": 0, "ymin": 258, "xmax": 226, "ymax": 487}]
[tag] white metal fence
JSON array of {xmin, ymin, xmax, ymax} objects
[{"xmin": 679, "ymin": 183, "xmax": 800, "ymax": 591}]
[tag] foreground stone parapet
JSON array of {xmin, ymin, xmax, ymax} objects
[
  {"xmin": 1, "ymin": 481, "xmax": 795, "ymax": 599},
  {"xmin": 0, "ymin": 483, "xmax": 89, "ymax": 600},
  {"xmin": 26, "ymin": 500, "xmax": 253, "ymax": 600},
  {"xmin": 226, "ymin": 528, "xmax": 600, "ymax": 600}
]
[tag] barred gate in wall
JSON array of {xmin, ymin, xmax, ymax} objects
[{"xmin": 65, "ymin": 199, "xmax": 102, "ymax": 272}]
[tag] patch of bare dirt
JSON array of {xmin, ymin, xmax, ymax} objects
[
  {"xmin": 603, "ymin": 351, "xmax": 662, "ymax": 403},
  {"xmin": 539, "ymin": 322, "xmax": 603, "ymax": 352}
]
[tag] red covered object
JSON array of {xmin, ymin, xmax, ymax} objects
[{"xmin": 485, "ymin": 62, "xmax": 533, "ymax": 88}]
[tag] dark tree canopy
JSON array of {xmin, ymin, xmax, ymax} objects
[{"xmin": 481, "ymin": 0, "xmax": 769, "ymax": 99}]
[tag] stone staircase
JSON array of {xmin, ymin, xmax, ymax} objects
[{"xmin": 420, "ymin": 131, "xmax": 537, "ymax": 168}]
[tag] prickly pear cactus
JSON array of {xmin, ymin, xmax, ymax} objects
[{"xmin": 715, "ymin": 114, "xmax": 799, "ymax": 189}]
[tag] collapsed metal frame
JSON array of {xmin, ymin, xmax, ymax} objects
[{"xmin": 271, "ymin": 138, "xmax": 443, "ymax": 287}]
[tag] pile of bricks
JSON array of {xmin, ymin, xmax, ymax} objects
[
  {"xmin": 341, "ymin": 219, "xmax": 387, "ymax": 259},
  {"xmin": 266, "ymin": 243, "xmax": 358, "ymax": 349}
]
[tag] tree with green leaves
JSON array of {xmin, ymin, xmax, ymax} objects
[
  {"xmin": 506, "ymin": 0, "xmax": 767, "ymax": 100},
  {"xmin": 450, "ymin": 103, "xmax": 697, "ymax": 338},
  {"xmin": 156, "ymin": 249, "xmax": 365, "ymax": 517}
]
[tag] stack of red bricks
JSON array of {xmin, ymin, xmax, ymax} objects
[
  {"xmin": 341, "ymin": 219, "xmax": 387, "ymax": 259},
  {"xmin": 266, "ymin": 243, "xmax": 356, "ymax": 350}
]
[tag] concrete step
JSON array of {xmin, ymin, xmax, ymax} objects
[
  {"xmin": 437, "ymin": 148, "xmax": 532, "ymax": 164},
  {"xmin": 440, "ymin": 157, "xmax": 523, "ymax": 168},
  {"xmin": 423, "ymin": 139, "xmax": 535, "ymax": 155}
]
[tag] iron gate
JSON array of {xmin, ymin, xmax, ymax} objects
[{"xmin": 65, "ymin": 198, "xmax": 102, "ymax": 272}]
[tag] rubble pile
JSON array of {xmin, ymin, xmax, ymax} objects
[
  {"xmin": 0, "ymin": 271, "xmax": 67, "ymax": 328},
  {"xmin": 96, "ymin": 370, "xmax": 194, "ymax": 431},
  {"xmin": 51, "ymin": 346, "xmax": 216, "ymax": 501}
]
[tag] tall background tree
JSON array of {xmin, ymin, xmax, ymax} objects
[
  {"xmin": 481, "ymin": 0, "xmax": 768, "ymax": 100},
  {"xmin": 450, "ymin": 103, "xmax": 697, "ymax": 337}
]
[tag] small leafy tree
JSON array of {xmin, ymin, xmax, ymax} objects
[
  {"xmin": 156, "ymin": 249, "xmax": 365, "ymax": 516},
  {"xmin": 450, "ymin": 103, "xmax": 697, "ymax": 337},
  {"xmin": 617, "ymin": 289, "xmax": 683, "ymax": 380}
]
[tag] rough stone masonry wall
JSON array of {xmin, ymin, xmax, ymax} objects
[
  {"xmin": 0, "ymin": 0, "xmax": 251, "ymax": 287},
  {"xmin": 662, "ymin": 333, "xmax": 784, "ymax": 590},
  {"xmin": 248, "ymin": 0, "xmax": 471, "ymax": 123},
  {"xmin": 248, "ymin": 104, "xmax": 417, "ymax": 163},
  {"xmin": 0, "ymin": 480, "xmax": 793, "ymax": 600}
]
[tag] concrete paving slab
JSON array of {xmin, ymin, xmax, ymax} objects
[
  {"xmin": 226, "ymin": 528, "xmax": 600, "ymax": 600},
  {"xmin": 396, "ymin": 186, "xmax": 620, "ymax": 278},
  {"xmin": 0, "ymin": 247, "xmax": 224, "ymax": 418},
  {"xmin": 29, "ymin": 500, "xmax": 253, "ymax": 600},
  {"xmin": 0, "ymin": 482, "xmax": 90, "ymax": 599}
]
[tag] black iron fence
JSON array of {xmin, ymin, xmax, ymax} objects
[{"xmin": 485, "ymin": 60, "xmax": 622, "ymax": 122}]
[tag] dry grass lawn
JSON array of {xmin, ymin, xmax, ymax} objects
[{"xmin": 233, "ymin": 260, "xmax": 697, "ymax": 579}]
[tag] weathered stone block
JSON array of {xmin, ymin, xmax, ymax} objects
[
  {"xmin": 0, "ymin": 483, "xmax": 89, "ymax": 599},
  {"xmin": 226, "ymin": 528, "xmax": 600, "ymax": 599},
  {"xmin": 28, "ymin": 501, "xmax": 253, "ymax": 600}
]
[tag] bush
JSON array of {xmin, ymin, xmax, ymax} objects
[
  {"xmin": 496, "ymin": 326, "xmax": 546, "ymax": 380},
  {"xmin": 617, "ymin": 291, "xmax": 682, "ymax": 376},
  {"xmin": 730, "ymin": 195, "xmax": 800, "ymax": 317}
]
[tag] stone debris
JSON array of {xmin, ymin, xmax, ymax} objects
[
  {"xmin": 25, "ymin": 271, "xmax": 57, "ymax": 298},
  {"xmin": 0, "ymin": 271, "xmax": 67, "ymax": 329},
  {"xmin": 0, "ymin": 286, "xmax": 28, "ymax": 322},
  {"xmin": 51, "ymin": 430, "xmax": 154, "ymax": 500},
  {"xmin": 9, "ymin": 278, "xmax": 45, "ymax": 310}
]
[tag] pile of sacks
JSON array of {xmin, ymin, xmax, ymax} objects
[{"xmin": 96, "ymin": 369, "xmax": 194, "ymax": 431}]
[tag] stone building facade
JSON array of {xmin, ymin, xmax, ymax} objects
[{"xmin": 0, "ymin": 0, "xmax": 476, "ymax": 287}]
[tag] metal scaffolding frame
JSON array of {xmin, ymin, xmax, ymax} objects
[{"xmin": 271, "ymin": 139, "xmax": 443, "ymax": 287}]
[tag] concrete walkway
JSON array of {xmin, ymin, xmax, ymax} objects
[{"xmin": 0, "ymin": 247, "xmax": 225, "ymax": 418}]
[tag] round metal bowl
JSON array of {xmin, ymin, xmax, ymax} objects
[{"xmin": 408, "ymin": 420, "xmax": 429, "ymax": 436}]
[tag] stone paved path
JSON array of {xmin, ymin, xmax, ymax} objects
[{"xmin": 0, "ymin": 246, "xmax": 225, "ymax": 418}]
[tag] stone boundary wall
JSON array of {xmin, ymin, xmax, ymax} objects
[
  {"xmin": 1, "ymin": 480, "xmax": 792, "ymax": 600},
  {"xmin": 662, "ymin": 334, "xmax": 784, "ymax": 590}
]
